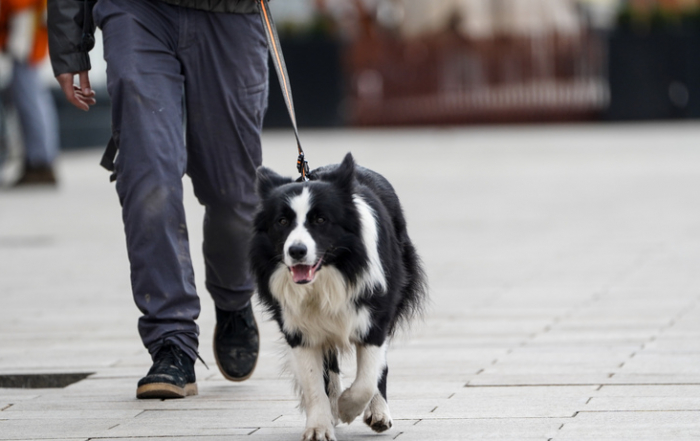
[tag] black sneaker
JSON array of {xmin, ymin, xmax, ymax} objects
[
  {"xmin": 213, "ymin": 303, "xmax": 259, "ymax": 381},
  {"xmin": 136, "ymin": 343, "xmax": 197, "ymax": 399}
]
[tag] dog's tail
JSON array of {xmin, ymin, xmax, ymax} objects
[{"xmin": 390, "ymin": 236, "xmax": 428, "ymax": 336}]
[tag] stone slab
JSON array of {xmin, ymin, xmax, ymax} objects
[
  {"xmin": 586, "ymin": 397, "xmax": 700, "ymax": 411},
  {"xmin": 0, "ymin": 409, "xmax": 143, "ymax": 420},
  {"xmin": 556, "ymin": 411, "xmax": 700, "ymax": 439},
  {"xmin": 454, "ymin": 385, "xmax": 598, "ymax": 398},
  {"xmin": 467, "ymin": 373, "xmax": 614, "ymax": 386},
  {"xmin": 596, "ymin": 385, "xmax": 700, "ymax": 397},
  {"xmin": 0, "ymin": 419, "xmax": 124, "ymax": 440},
  {"xmin": 430, "ymin": 396, "xmax": 588, "ymax": 418},
  {"xmin": 383, "ymin": 417, "xmax": 568, "ymax": 440}
]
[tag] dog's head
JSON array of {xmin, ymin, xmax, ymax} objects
[{"xmin": 252, "ymin": 153, "xmax": 362, "ymax": 285}]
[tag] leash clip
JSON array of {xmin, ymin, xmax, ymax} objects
[{"xmin": 297, "ymin": 153, "xmax": 310, "ymax": 181}]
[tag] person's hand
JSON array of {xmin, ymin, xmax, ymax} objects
[{"xmin": 56, "ymin": 71, "xmax": 96, "ymax": 111}]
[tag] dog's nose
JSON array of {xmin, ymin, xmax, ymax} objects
[{"xmin": 288, "ymin": 244, "xmax": 307, "ymax": 260}]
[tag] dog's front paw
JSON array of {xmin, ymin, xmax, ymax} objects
[
  {"xmin": 363, "ymin": 394, "xmax": 393, "ymax": 433},
  {"xmin": 364, "ymin": 411, "xmax": 392, "ymax": 433},
  {"xmin": 338, "ymin": 387, "xmax": 373, "ymax": 424},
  {"xmin": 301, "ymin": 425, "xmax": 336, "ymax": 441}
]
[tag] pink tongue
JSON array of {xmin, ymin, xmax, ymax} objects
[{"xmin": 291, "ymin": 265, "xmax": 315, "ymax": 283}]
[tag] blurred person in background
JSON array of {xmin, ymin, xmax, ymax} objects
[
  {"xmin": 0, "ymin": 0, "xmax": 60, "ymax": 185},
  {"xmin": 47, "ymin": 0, "xmax": 266, "ymax": 400}
]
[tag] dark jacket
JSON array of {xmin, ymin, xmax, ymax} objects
[{"xmin": 48, "ymin": 0, "xmax": 260, "ymax": 76}]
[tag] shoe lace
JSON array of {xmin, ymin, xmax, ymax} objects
[
  {"xmin": 153, "ymin": 344, "xmax": 184, "ymax": 370},
  {"xmin": 219, "ymin": 308, "xmax": 255, "ymax": 344},
  {"xmin": 197, "ymin": 353, "xmax": 210, "ymax": 370},
  {"xmin": 155, "ymin": 343, "xmax": 208, "ymax": 370}
]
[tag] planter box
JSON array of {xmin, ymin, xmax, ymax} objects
[
  {"xmin": 264, "ymin": 35, "xmax": 344, "ymax": 128},
  {"xmin": 607, "ymin": 29, "xmax": 700, "ymax": 120}
]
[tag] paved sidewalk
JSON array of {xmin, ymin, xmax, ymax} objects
[{"xmin": 1, "ymin": 124, "xmax": 700, "ymax": 440}]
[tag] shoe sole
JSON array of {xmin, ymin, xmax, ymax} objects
[
  {"xmin": 213, "ymin": 315, "xmax": 259, "ymax": 382},
  {"xmin": 136, "ymin": 382, "xmax": 198, "ymax": 399}
]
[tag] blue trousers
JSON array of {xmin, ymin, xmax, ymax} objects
[
  {"xmin": 11, "ymin": 61, "xmax": 59, "ymax": 168},
  {"xmin": 94, "ymin": 0, "xmax": 269, "ymax": 362}
]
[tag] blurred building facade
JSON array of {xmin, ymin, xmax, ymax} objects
[
  {"xmin": 267, "ymin": 0, "xmax": 700, "ymax": 126},
  {"xmin": 265, "ymin": 0, "xmax": 625, "ymax": 126},
  {"xmin": 341, "ymin": 0, "xmax": 610, "ymax": 125}
]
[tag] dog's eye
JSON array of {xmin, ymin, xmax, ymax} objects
[
  {"xmin": 278, "ymin": 217, "xmax": 289, "ymax": 226},
  {"xmin": 315, "ymin": 217, "xmax": 326, "ymax": 225}
]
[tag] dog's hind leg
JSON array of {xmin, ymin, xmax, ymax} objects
[
  {"xmin": 323, "ymin": 349, "xmax": 342, "ymax": 425},
  {"xmin": 363, "ymin": 366, "xmax": 393, "ymax": 432},
  {"xmin": 338, "ymin": 343, "xmax": 387, "ymax": 424},
  {"xmin": 291, "ymin": 346, "xmax": 336, "ymax": 441}
]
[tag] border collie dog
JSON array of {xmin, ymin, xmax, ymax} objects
[{"xmin": 251, "ymin": 153, "xmax": 427, "ymax": 441}]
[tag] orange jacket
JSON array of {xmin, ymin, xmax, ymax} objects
[{"xmin": 0, "ymin": 0, "xmax": 49, "ymax": 65}]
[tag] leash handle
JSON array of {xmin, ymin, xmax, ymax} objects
[{"xmin": 258, "ymin": 0, "xmax": 310, "ymax": 181}]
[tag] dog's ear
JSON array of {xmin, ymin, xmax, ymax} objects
[
  {"xmin": 256, "ymin": 166, "xmax": 293, "ymax": 199},
  {"xmin": 325, "ymin": 152, "xmax": 355, "ymax": 193}
]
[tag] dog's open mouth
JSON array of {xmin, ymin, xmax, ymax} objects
[{"xmin": 290, "ymin": 258, "xmax": 323, "ymax": 284}]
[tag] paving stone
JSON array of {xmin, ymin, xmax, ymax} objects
[
  {"xmin": 194, "ymin": 379, "xmax": 297, "ymax": 402},
  {"xmin": 0, "ymin": 409, "xmax": 143, "ymax": 419},
  {"xmin": 105, "ymin": 408, "xmax": 278, "ymax": 437},
  {"xmin": 380, "ymin": 417, "xmax": 568, "ymax": 440},
  {"xmin": 556, "ymin": 411, "xmax": 700, "ymax": 439},
  {"xmin": 467, "ymin": 373, "xmax": 613, "ymax": 386},
  {"xmin": 529, "ymin": 330, "xmax": 655, "ymax": 345},
  {"xmin": 430, "ymin": 396, "xmax": 587, "ymax": 418},
  {"xmin": 585, "ymin": 397, "xmax": 700, "ymax": 411},
  {"xmin": 0, "ymin": 439, "xmax": 87, "ymax": 441},
  {"xmin": 454, "ymin": 385, "xmax": 598, "ymax": 398},
  {"xmin": 6, "ymin": 400, "xmax": 164, "ymax": 412},
  {"xmin": 254, "ymin": 418, "xmax": 422, "ymax": 440},
  {"xmin": 274, "ymin": 399, "xmax": 439, "ymax": 423},
  {"xmin": 387, "ymin": 379, "xmax": 464, "ymax": 400},
  {"xmin": 596, "ymin": 385, "xmax": 700, "ymax": 397},
  {"xmin": 620, "ymin": 353, "xmax": 700, "ymax": 374},
  {"xmin": 97, "ymin": 438, "xmax": 250, "ymax": 441},
  {"xmin": 0, "ymin": 419, "xmax": 123, "ymax": 440},
  {"xmin": 492, "ymin": 350, "xmax": 631, "ymax": 371},
  {"xmin": 105, "ymin": 421, "xmax": 256, "ymax": 438},
  {"xmin": 607, "ymin": 373, "xmax": 700, "ymax": 384},
  {"xmin": 398, "ymin": 335, "xmax": 524, "ymax": 349},
  {"xmin": 552, "ymin": 438, "xmax": 700, "ymax": 441},
  {"xmin": 480, "ymin": 362, "xmax": 623, "ymax": 375},
  {"xmin": 644, "ymin": 337, "xmax": 700, "ymax": 353},
  {"xmin": 0, "ymin": 391, "xmax": 40, "ymax": 401}
]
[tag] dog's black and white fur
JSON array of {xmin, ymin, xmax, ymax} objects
[{"xmin": 250, "ymin": 153, "xmax": 427, "ymax": 441}]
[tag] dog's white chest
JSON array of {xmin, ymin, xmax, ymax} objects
[{"xmin": 269, "ymin": 264, "xmax": 372, "ymax": 348}]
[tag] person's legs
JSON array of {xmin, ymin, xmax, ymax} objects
[
  {"xmin": 95, "ymin": 0, "xmax": 200, "ymax": 363},
  {"xmin": 180, "ymin": 11, "xmax": 268, "ymax": 312},
  {"xmin": 11, "ymin": 60, "xmax": 59, "ymax": 183},
  {"xmin": 178, "ymin": 9, "xmax": 268, "ymax": 380}
]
